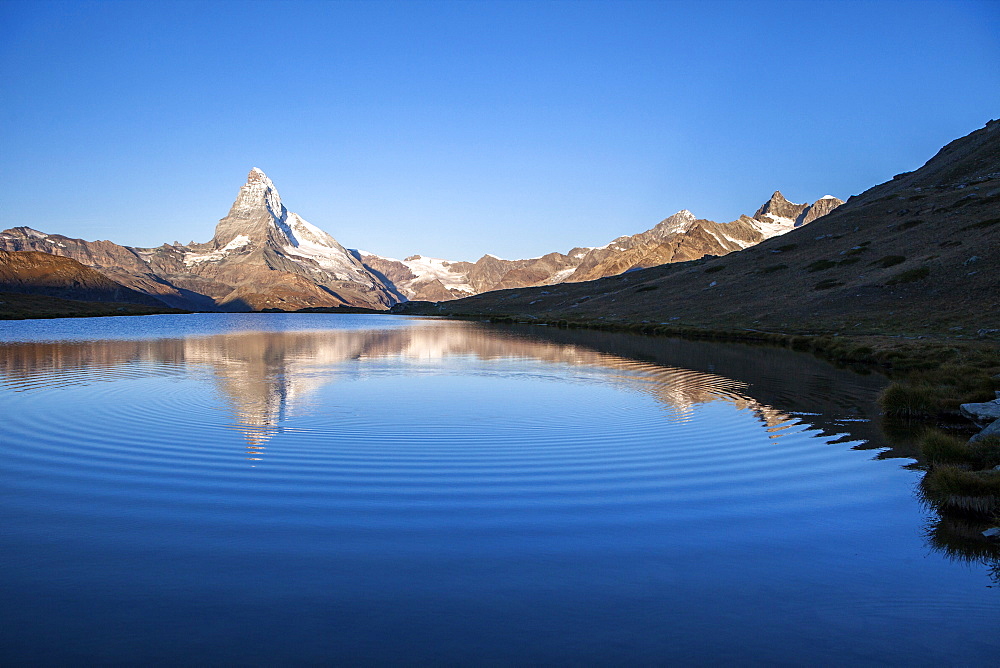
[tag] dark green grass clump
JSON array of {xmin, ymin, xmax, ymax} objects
[
  {"xmin": 813, "ymin": 279, "xmax": 843, "ymax": 290},
  {"xmin": 961, "ymin": 217, "xmax": 1000, "ymax": 231},
  {"xmin": 879, "ymin": 383, "xmax": 940, "ymax": 418},
  {"xmin": 879, "ymin": 361, "xmax": 998, "ymax": 419},
  {"xmin": 886, "ymin": 266, "xmax": 930, "ymax": 285},
  {"xmin": 921, "ymin": 466, "xmax": 1000, "ymax": 516},
  {"xmin": 920, "ymin": 433, "xmax": 1000, "ymax": 469},
  {"xmin": 704, "ymin": 265, "xmax": 726, "ymax": 274},
  {"xmin": 758, "ymin": 264, "xmax": 788, "ymax": 275},
  {"xmin": 874, "ymin": 255, "xmax": 906, "ymax": 268},
  {"xmin": 807, "ymin": 259, "xmax": 838, "ymax": 272}
]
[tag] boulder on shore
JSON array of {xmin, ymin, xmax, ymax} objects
[
  {"xmin": 969, "ymin": 418, "xmax": 1000, "ymax": 443},
  {"xmin": 960, "ymin": 397, "xmax": 1000, "ymax": 424}
]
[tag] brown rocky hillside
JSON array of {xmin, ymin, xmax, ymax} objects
[{"xmin": 0, "ymin": 250, "xmax": 168, "ymax": 306}]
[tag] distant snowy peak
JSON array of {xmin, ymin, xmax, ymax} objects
[
  {"xmin": 358, "ymin": 252, "xmax": 476, "ymax": 296},
  {"xmin": 653, "ymin": 210, "xmax": 698, "ymax": 235}
]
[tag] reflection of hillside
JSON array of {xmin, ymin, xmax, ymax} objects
[
  {"xmin": 496, "ymin": 325, "xmax": 894, "ymax": 454},
  {"xmin": 0, "ymin": 320, "xmax": 884, "ymax": 456}
]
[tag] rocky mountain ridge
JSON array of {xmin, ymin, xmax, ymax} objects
[
  {"xmin": 359, "ymin": 191, "xmax": 842, "ymax": 301},
  {"xmin": 1, "ymin": 169, "xmax": 841, "ymax": 311}
]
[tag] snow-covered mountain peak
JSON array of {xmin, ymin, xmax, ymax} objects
[{"xmin": 234, "ymin": 167, "xmax": 284, "ymax": 222}]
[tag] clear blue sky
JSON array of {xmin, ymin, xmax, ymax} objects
[{"xmin": 2, "ymin": 0, "xmax": 998, "ymax": 260}]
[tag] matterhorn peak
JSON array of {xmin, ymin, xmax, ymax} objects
[
  {"xmin": 246, "ymin": 167, "xmax": 277, "ymax": 189},
  {"xmin": 240, "ymin": 167, "xmax": 283, "ymax": 215},
  {"xmin": 208, "ymin": 168, "xmax": 291, "ymax": 249}
]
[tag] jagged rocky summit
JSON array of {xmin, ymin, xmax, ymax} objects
[{"xmin": 1, "ymin": 168, "xmax": 841, "ymax": 310}]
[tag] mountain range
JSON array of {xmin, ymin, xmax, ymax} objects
[
  {"xmin": 1, "ymin": 168, "xmax": 840, "ymax": 311},
  {"xmin": 398, "ymin": 119, "xmax": 1000, "ymax": 336},
  {"xmin": 359, "ymin": 191, "xmax": 841, "ymax": 302}
]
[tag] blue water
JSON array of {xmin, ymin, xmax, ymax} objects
[{"xmin": 0, "ymin": 314, "xmax": 997, "ymax": 664}]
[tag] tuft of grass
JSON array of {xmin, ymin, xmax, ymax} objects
[
  {"xmin": 807, "ymin": 259, "xmax": 838, "ymax": 272},
  {"xmin": 813, "ymin": 279, "xmax": 843, "ymax": 290},
  {"xmin": 961, "ymin": 217, "xmax": 1000, "ymax": 231},
  {"xmin": 758, "ymin": 264, "xmax": 788, "ymax": 275},
  {"xmin": 921, "ymin": 466, "xmax": 1000, "ymax": 516},
  {"xmin": 789, "ymin": 336, "xmax": 811, "ymax": 351},
  {"xmin": 899, "ymin": 219, "xmax": 924, "ymax": 230},
  {"xmin": 848, "ymin": 345, "xmax": 875, "ymax": 361},
  {"xmin": 775, "ymin": 243, "xmax": 798, "ymax": 252},
  {"xmin": 886, "ymin": 266, "xmax": 930, "ymax": 285},
  {"xmin": 879, "ymin": 383, "xmax": 940, "ymax": 418},
  {"xmin": 704, "ymin": 265, "xmax": 726, "ymax": 274},
  {"xmin": 635, "ymin": 284, "xmax": 659, "ymax": 292},
  {"xmin": 874, "ymin": 255, "xmax": 906, "ymax": 268},
  {"xmin": 920, "ymin": 433, "xmax": 1000, "ymax": 469}
]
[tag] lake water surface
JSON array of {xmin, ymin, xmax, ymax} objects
[{"xmin": 1, "ymin": 314, "xmax": 997, "ymax": 664}]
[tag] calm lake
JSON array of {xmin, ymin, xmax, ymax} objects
[{"xmin": 1, "ymin": 313, "xmax": 997, "ymax": 664}]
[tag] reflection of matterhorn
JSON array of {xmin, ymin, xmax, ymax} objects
[{"xmin": 182, "ymin": 333, "xmax": 353, "ymax": 454}]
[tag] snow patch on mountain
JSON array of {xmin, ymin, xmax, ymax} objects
[
  {"xmin": 184, "ymin": 234, "xmax": 252, "ymax": 265},
  {"xmin": 550, "ymin": 267, "xmax": 578, "ymax": 283},
  {"xmin": 398, "ymin": 255, "xmax": 475, "ymax": 293},
  {"xmin": 657, "ymin": 210, "xmax": 697, "ymax": 236},
  {"xmin": 278, "ymin": 212, "xmax": 372, "ymax": 282},
  {"xmin": 754, "ymin": 214, "xmax": 799, "ymax": 239}
]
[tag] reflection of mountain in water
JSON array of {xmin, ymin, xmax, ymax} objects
[{"xmin": 0, "ymin": 322, "xmax": 867, "ymax": 454}]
